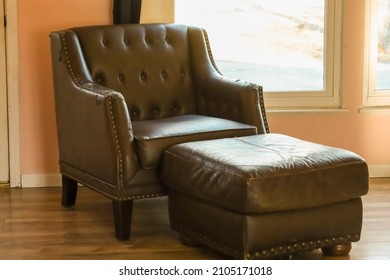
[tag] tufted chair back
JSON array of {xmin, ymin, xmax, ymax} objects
[{"xmin": 67, "ymin": 24, "xmax": 197, "ymax": 121}]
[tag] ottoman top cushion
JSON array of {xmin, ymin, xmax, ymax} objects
[{"xmin": 162, "ymin": 134, "xmax": 369, "ymax": 214}]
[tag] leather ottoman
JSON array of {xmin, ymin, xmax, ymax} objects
[{"xmin": 162, "ymin": 134, "xmax": 369, "ymax": 259}]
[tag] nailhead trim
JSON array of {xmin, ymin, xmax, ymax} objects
[
  {"xmin": 59, "ymin": 33, "xmax": 113, "ymax": 97},
  {"xmin": 256, "ymin": 84, "xmax": 270, "ymax": 133},
  {"xmin": 62, "ymin": 171, "xmax": 166, "ymax": 201},
  {"xmin": 202, "ymin": 28, "xmax": 222, "ymax": 75},
  {"xmin": 171, "ymin": 221, "xmax": 360, "ymax": 260},
  {"xmin": 107, "ymin": 97, "xmax": 124, "ymax": 189}
]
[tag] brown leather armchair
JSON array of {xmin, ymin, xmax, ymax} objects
[{"xmin": 50, "ymin": 23, "xmax": 269, "ymax": 240}]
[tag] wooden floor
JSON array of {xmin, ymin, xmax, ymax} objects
[{"xmin": 0, "ymin": 179, "xmax": 389, "ymax": 260}]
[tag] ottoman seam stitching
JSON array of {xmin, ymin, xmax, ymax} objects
[{"xmin": 165, "ymin": 150, "xmax": 367, "ymax": 180}]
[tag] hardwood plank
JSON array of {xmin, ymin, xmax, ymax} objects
[{"xmin": 0, "ymin": 179, "xmax": 389, "ymax": 260}]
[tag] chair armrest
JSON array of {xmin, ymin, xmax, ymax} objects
[
  {"xmin": 55, "ymin": 83, "xmax": 139, "ymax": 188},
  {"xmin": 187, "ymin": 26, "xmax": 269, "ymax": 134},
  {"xmin": 197, "ymin": 74, "xmax": 270, "ymax": 134}
]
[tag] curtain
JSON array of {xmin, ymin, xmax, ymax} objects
[{"xmin": 113, "ymin": 0, "xmax": 142, "ymax": 24}]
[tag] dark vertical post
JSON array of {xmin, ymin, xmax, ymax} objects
[
  {"xmin": 113, "ymin": 0, "xmax": 142, "ymax": 24},
  {"xmin": 112, "ymin": 200, "xmax": 133, "ymax": 240},
  {"xmin": 61, "ymin": 175, "xmax": 78, "ymax": 206}
]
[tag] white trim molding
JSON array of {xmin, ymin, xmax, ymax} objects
[
  {"xmin": 21, "ymin": 174, "xmax": 62, "ymax": 188},
  {"xmin": 368, "ymin": 165, "xmax": 390, "ymax": 178},
  {"xmin": 363, "ymin": 0, "xmax": 390, "ymax": 109},
  {"xmin": 0, "ymin": 1, "xmax": 9, "ymax": 183},
  {"xmin": 5, "ymin": 0, "xmax": 21, "ymax": 187}
]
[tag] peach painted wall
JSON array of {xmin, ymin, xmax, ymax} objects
[
  {"xmin": 18, "ymin": 0, "xmax": 111, "ymax": 175},
  {"xmin": 18, "ymin": 0, "xmax": 390, "ymax": 180}
]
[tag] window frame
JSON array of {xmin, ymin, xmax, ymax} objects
[
  {"xmin": 363, "ymin": 0, "xmax": 390, "ymax": 108},
  {"xmin": 174, "ymin": 0, "xmax": 343, "ymax": 110}
]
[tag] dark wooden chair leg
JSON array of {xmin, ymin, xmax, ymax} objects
[
  {"xmin": 61, "ymin": 175, "xmax": 78, "ymax": 207},
  {"xmin": 112, "ymin": 200, "xmax": 133, "ymax": 241},
  {"xmin": 322, "ymin": 242, "xmax": 352, "ymax": 256}
]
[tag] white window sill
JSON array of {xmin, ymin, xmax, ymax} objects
[
  {"xmin": 358, "ymin": 107, "xmax": 390, "ymax": 113},
  {"xmin": 266, "ymin": 108, "xmax": 349, "ymax": 114}
]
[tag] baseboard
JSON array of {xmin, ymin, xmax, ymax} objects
[
  {"xmin": 19, "ymin": 165, "xmax": 390, "ymax": 188},
  {"xmin": 368, "ymin": 165, "xmax": 390, "ymax": 178},
  {"xmin": 21, "ymin": 173, "xmax": 62, "ymax": 188}
]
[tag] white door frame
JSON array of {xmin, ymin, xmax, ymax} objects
[
  {"xmin": 3, "ymin": 0, "xmax": 20, "ymax": 187},
  {"xmin": 0, "ymin": 1, "xmax": 9, "ymax": 184}
]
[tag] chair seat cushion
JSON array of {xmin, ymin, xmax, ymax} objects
[
  {"xmin": 132, "ymin": 115, "xmax": 257, "ymax": 168},
  {"xmin": 162, "ymin": 134, "xmax": 369, "ymax": 214}
]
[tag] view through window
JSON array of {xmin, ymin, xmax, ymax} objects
[
  {"xmin": 175, "ymin": 0, "xmax": 326, "ymax": 92},
  {"xmin": 364, "ymin": 0, "xmax": 390, "ymax": 107},
  {"xmin": 376, "ymin": 0, "xmax": 390, "ymax": 90}
]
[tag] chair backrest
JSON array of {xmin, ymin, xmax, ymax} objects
[{"xmin": 64, "ymin": 24, "xmax": 200, "ymax": 121}]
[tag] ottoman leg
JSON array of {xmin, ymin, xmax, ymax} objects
[{"xmin": 321, "ymin": 242, "xmax": 352, "ymax": 256}]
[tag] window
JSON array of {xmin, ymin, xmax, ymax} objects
[
  {"xmin": 175, "ymin": 0, "xmax": 342, "ymax": 109},
  {"xmin": 364, "ymin": 0, "xmax": 390, "ymax": 107}
]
